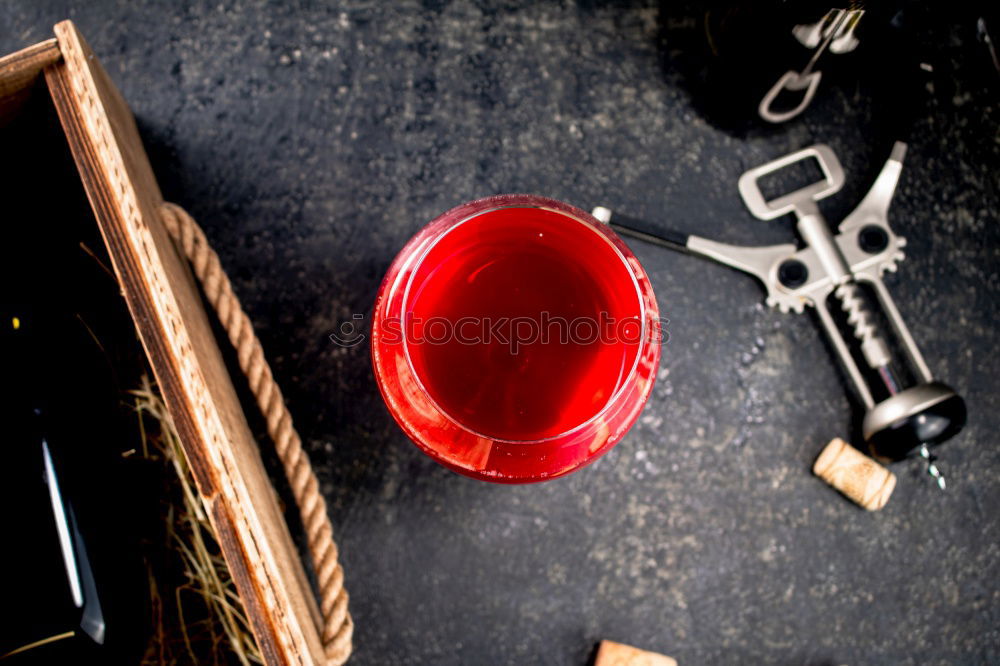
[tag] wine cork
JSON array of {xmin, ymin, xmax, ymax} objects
[
  {"xmin": 595, "ymin": 640, "xmax": 678, "ymax": 666},
  {"xmin": 813, "ymin": 438, "xmax": 896, "ymax": 510}
]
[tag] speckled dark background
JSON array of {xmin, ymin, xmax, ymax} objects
[{"xmin": 3, "ymin": 2, "xmax": 998, "ymax": 664}]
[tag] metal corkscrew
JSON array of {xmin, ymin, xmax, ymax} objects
[{"xmin": 594, "ymin": 142, "xmax": 966, "ymax": 488}]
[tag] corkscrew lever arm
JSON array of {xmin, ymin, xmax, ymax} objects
[
  {"xmin": 590, "ymin": 206, "xmax": 798, "ymax": 304},
  {"xmin": 838, "ymin": 142, "xmax": 934, "ymax": 384}
]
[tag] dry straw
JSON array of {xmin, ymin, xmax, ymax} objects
[{"xmin": 132, "ymin": 376, "xmax": 262, "ymax": 665}]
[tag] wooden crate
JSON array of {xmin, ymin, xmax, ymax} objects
[{"xmin": 0, "ymin": 21, "xmax": 335, "ymax": 665}]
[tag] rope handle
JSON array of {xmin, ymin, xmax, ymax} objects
[{"xmin": 160, "ymin": 202, "xmax": 353, "ymax": 664}]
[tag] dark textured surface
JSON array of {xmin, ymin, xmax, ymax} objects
[{"xmin": 4, "ymin": 3, "xmax": 998, "ymax": 664}]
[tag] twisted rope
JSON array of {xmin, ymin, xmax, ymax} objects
[{"xmin": 160, "ymin": 202, "xmax": 353, "ymax": 664}]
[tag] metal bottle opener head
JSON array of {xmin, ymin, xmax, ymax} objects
[{"xmin": 737, "ymin": 144, "xmax": 844, "ymax": 220}]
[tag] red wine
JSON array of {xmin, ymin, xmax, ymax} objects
[
  {"xmin": 372, "ymin": 195, "xmax": 660, "ymax": 482},
  {"xmin": 406, "ymin": 206, "xmax": 641, "ymax": 441}
]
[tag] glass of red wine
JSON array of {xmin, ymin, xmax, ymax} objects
[{"xmin": 371, "ymin": 194, "xmax": 661, "ymax": 482}]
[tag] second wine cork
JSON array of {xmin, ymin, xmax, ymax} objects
[
  {"xmin": 595, "ymin": 640, "xmax": 678, "ymax": 666},
  {"xmin": 813, "ymin": 438, "xmax": 896, "ymax": 510}
]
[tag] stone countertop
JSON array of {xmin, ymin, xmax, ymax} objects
[{"xmin": 3, "ymin": 3, "xmax": 997, "ymax": 664}]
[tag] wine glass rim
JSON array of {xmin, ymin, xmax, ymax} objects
[{"xmin": 398, "ymin": 194, "xmax": 649, "ymax": 446}]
